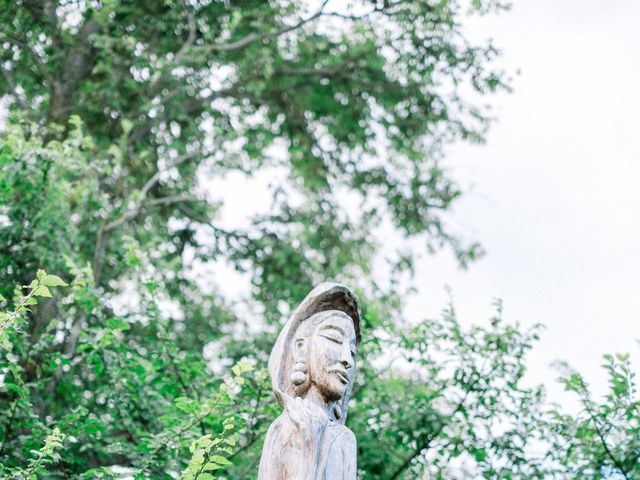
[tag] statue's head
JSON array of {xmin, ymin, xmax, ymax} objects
[
  {"xmin": 269, "ymin": 283, "xmax": 361, "ymax": 423},
  {"xmin": 289, "ymin": 310, "xmax": 357, "ymax": 402}
]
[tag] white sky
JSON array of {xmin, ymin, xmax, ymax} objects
[{"xmin": 404, "ymin": 0, "xmax": 640, "ymax": 404}]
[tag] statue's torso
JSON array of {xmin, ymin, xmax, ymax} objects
[{"xmin": 259, "ymin": 414, "xmax": 357, "ymax": 480}]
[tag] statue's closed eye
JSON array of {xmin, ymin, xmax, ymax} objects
[{"xmin": 320, "ymin": 331, "xmax": 343, "ymax": 344}]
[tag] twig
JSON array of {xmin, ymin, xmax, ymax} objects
[
  {"xmin": 0, "ymin": 401, "xmax": 18, "ymax": 457},
  {"xmin": 158, "ymin": 331, "xmax": 207, "ymax": 436},
  {"xmin": 149, "ymin": 396, "xmax": 222, "ymax": 458},
  {"xmin": 0, "ymin": 64, "xmax": 28, "ymax": 109},
  {"xmin": 577, "ymin": 378, "xmax": 630, "ymax": 480},
  {"xmin": 210, "ymin": 0, "xmax": 330, "ymax": 52},
  {"xmin": 173, "ymin": 2, "xmax": 197, "ymax": 65},
  {"xmin": 0, "ymin": 32, "xmax": 53, "ymax": 85},
  {"xmin": 92, "ymin": 152, "xmax": 198, "ymax": 284},
  {"xmin": 388, "ymin": 360, "xmax": 492, "ymax": 480},
  {"xmin": 103, "ymin": 193, "xmax": 198, "ymax": 233}
]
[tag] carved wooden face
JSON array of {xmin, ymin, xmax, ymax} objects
[{"xmin": 307, "ymin": 313, "xmax": 357, "ymax": 402}]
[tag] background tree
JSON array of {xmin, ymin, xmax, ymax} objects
[
  {"xmin": 541, "ymin": 355, "xmax": 640, "ymax": 479},
  {"xmin": 0, "ymin": 1, "xmax": 568, "ymax": 478}
]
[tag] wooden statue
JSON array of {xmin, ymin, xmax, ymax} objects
[{"xmin": 258, "ymin": 282, "xmax": 362, "ymax": 480}]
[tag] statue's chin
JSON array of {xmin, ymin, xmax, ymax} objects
[{"xmin": 318, "ymin": 381, "xmax": 347, "ymax": 403}]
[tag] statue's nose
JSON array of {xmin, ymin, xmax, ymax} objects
[{"xmin": 340, "ymin": 346, "xmax": 353, "ymax": 370}]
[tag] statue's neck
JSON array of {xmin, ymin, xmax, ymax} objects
[{"xmin": 304, "ymin": 385, "xmax": 335, "ymax": 417}]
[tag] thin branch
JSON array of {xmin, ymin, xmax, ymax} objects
[
  {"xmin": 0, "ymin": 32, "xmax": 53, "ymax": 84},
  {"xmin": 141, "ymin": 152, "xmax": 197, "ymax": 198},
  {"xmin": 0, "ymin": 400, "xmax": 19, "ymax": 457},
  {"xmin": 228, "ymin": 382, "xmax": 264, "ymax": 461},
  {"xmin": 388, "ymin": 396, "xmax": 468, "ymax": 480},
  {"xmin": 577, "ymin": 378, "xmax": 630, "ymax": 480},
  {"xmin": 210, "ymin": 0, "xmax": 330, "ymax": 52},
  {"xmin": 236, "ymin": 452, "xmax": 261, "ymax": 479},
  {"xmin": 0, "ymin": 64, "xmax": 28, "ymax": 109},
  {"xmin": 210, "ymin": 32, "xmax": 259, "ymax": 52},
  {"xmin": 158, "ymin": 330, "xmax": 206, "ymax": 436},
  {"xmin": 128, "ymin": 84, "xmax": 238, "ymax": 147},
  {"xmin": 149, "ymin": 396, "xmax": 222, "ymax": 458},
  {"xmin": 320, "ymin": 0, "xmax": 414, "ymax": 21},
  {"xmin": 104, "ymin": 152, "xmax": 199, "ymax": 233},
  {"xmin": 93, "ymin": 152, "xmax": 199, "ymax": 284},
  {"xmin": 104, "ymin": 193, "xmax": 199, "ymax": 233},
  {"xmin": 388, "ymin": 361, "xmax": 493, "ymax": 480},
  {"xmin": 173, "ymin": 1, "xmax": 197, "ymax": 65},
  {"xmin": 276, "ymin": 0, "xmax": 331, "ymax": 36},
  {"xmin": 125, "ymin": 3, "xmax": 200, "ymax": 128}
]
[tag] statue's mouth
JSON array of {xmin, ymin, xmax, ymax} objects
[{"xmin": 328, "ymin": 367, "xmax": 349, "ymax": 384}]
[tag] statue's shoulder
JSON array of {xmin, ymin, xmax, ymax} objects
[
  {"xmin": 266, "ymin": 413, "xmax": 288, "ymax": 434},
  {"xmin": 261, "ymin": 414, "xmax": 292, "ymax": 457},
  {"xmin": 329, "ymin": 423, "xmax": 356, "ymax": 446},
  {"xmin": 326, "ymin": 424, "xmax": 357, "ymax": 471}
]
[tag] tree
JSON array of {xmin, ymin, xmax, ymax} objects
[
  {"xmin": 0, "ymin": 1, "xmax": 559, "ymax": 479},
  {"xmin": 351, "ymin": 301, "xmax": 550, "ymax": 479},
  {"xmin": 0, "ymin": 0, "xmax": 508, "ymax": 305},
  {"xmin": 541, "ymin": 355, "xmax": 640, "ymax": 479}
]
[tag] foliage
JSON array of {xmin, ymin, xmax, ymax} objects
[
  {"xmin": 0, "ymin": 269, "xmax": 67, "ymax": 349},
  {"xmin": 0, "ymin": 266, "xmax": 257, "ymax": 479},
  {"xmin": 0, "ymin": 0, "xmax": 508, "ymax": 309},
  {"xmin": 542, "ymin": 356, "xmax": 640, "ymax": 479},
  {"xmin": 352, "ymin": 301, "xmax": 550, "ymax": 479},
  {"xmin": 3, "ymin": 426, "xmax": 66, "ymax": 480}
]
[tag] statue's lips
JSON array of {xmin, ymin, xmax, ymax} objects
[{"xmin": 327, "ymin": 367, "xmax": 349, "ymax": 384}]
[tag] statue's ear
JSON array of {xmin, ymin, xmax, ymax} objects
[
  {"xmin": 292, "ymin": 336, "xmax": 307, "ymax": 360},
  {"xmin": 290, "ymin": 337, "xmax": 309, "ymax": 388}
]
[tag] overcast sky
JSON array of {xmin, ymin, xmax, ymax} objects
[{"xmin": 403, "ymin": 0, "xmax": 640, "ymax": 403}]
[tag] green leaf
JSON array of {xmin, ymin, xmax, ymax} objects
[
  {"xmin": 34, "ymin": 285, "xmax": 52, "ymax": 298},
  {"xmin": 209, "ymin": 455, "xmax": 232, "ymax": 467},
  {"xmin": 42, "ymin": 275, "xmax": 68, "ymax": 287},
  {"xmin": 121, "ymin": 118, "xmax": 134, "ymax": 134},
  {"xmin": 175, "ymin": 396, "xmax": 199, "ymax": 414},
  {"xmin": 107, "ymin": 318, "xmax": 130, "ymax": 331}
]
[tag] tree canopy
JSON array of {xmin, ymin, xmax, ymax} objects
[{"xmin": 1, "ymin": 1, "xmax": 637, "ymax": 479}]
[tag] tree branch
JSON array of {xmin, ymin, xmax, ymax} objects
[
  {"xmin": 388, "ymin": 363, "xmax": 492, "ymax": 480},
  {"xmin": 210, "ymin": 0, "xmax": 330, "ymax": 52},
  {"xmin": 104, "ymin": 193, "xmax": 199, "ymax": 233},
  {"xmin": 173, "ymin": 1, "xmax": 197, "ymax": 65},
  {"xmin": 577, "ymin": 378, "xmax": 630, "ymax": 480},
  {"xmin": 105, "ymin": 151, "xmax": 198, "ymax": 233},
  {"xmin": 0, "ymin": 64, "xmax": 28, "ymax": 109},
  {"xmin": 158, "ymin": 328, "xmax": 206, "ymax": 436},
  {"xmin": 48, "ymin": 17, "xmax": 101, "ymax": 124},
  {"xmin": 93, "ymin": 152, "xmax": 199, "ymax": 285}
]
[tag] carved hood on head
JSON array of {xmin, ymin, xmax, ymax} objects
[{"xmin": 268, "ymin": 282, "xmax": 362, "ymax": 424}]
